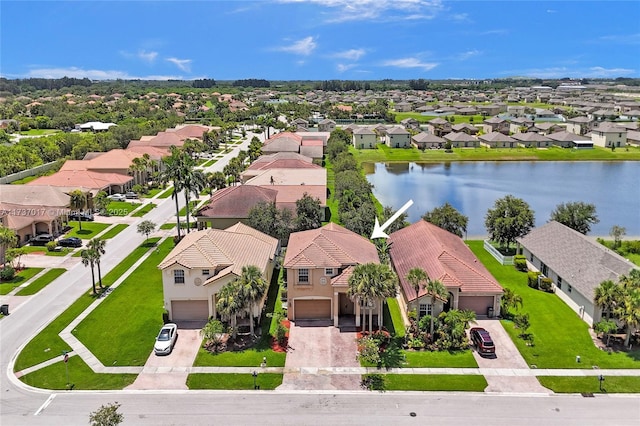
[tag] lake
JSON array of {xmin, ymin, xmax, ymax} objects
[{"xmin": 364, "ymin": 161, "xmax": 640, "ymax": 237}]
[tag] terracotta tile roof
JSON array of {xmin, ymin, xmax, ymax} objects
[
  {"xmin": 158, "ymin": 223, "xmax": 278, "ymax": 281},
  {"xmin": 1, "ymin": 185, "xmax": 70, "ymax": 207},
  {"xmin": 27, "ymin": 170, "xmax": 133, "ymax": 191},
  {"xmin": 389, "ymin": 220, "xmax": 503, "ymax": 302},
  {"xmin": 144, "ymin": 131, "xmax": 185, "ymax": 147},
  {"xmin": 262, "ymin": 137, "xmax": 301, "ymax": 153},
  {"xmin": 244, "ymin": 168, "xmax": 326, "ymax": 187},
  {"xmin": 126, "ymin": 145, "xmax": 169, "ymax": 160},
  {"xmin": 269, "ymin": 132, "xmax": 303, "ymax": 142},
  {"xmin": 197, "ymin": 186, "xmax": 278, "ymax": 218},
  {"xmin": 252, "ymin": 152, "xmax": 313, "ymax": 164},
  {"xmin": 517, "ymin": 221, "xmax": 636, "ymax": 301},
  {"xmin": 83, "ymin": 149, "xmax": 143, "ymax": 170},
  {"xmin": 0, "ymin": 202, "xmax": 68, "ymax": 229},
  {"xmin": 331, "ymin": 265, "xmax": 354, "ymax": 287},
  {"xmin": 301, "ymin": 139, "xmax": 323, "ymax": 146},
  {"xmin": 284, "ymin": 223, "xmax": 379, "ymax": 269},
  {"xmin": 246, "ymin": 159, "xmax": 320, "ymax": 172},
  {"xmin": 170, "ymin": 124, "xmax": 212, "ymax": 138},
  {"xmin": 269, "ymin": 185, "xmax": 326, "ymax": 205}
]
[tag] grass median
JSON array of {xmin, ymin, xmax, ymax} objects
[
  {"xmin": 99, "ymin": 224, "xmax": 128, "ymax": 240},
  {"xmin": 16, "ymin": 268, "xmax": 66, "ymax": 296},
  {"xmin": 64, "ymin": 222, "xmax": 110, "ymax": 239},
  {"xmin": 0, "ymin": 267, "xmax": 44, "ymax": 295},
  {"xmin": 537, "ymin": 376, "xmax": 640, "ymax": 393},
  {"xmin": 187, "ymin": 373, "xmax": 283, "ymax": 390},
  {"xmin": 367, "ymin": 374, "xmax": 487, "ymax": 391}
]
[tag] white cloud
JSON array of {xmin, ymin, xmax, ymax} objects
[
  {"xmin": 166, "ymin": 57, "xmax": 192, "ymax": 72},
  {"xmin": 276, "ymin": 36, "xmax": 318, "ymax": 56},
  {"xmin": 278, "ymin": 0, "xmax": 443, "ymax": 23},
  {"xmin": 598, "ymin": 33, "xmax": 640, "ymax": 45},
  {"xmin": 26, "ymin": 67, "xmax": 183, "ymax": 80},
  {"xmin": 479, "ymin": 29, "xmax": 508, "ymax": 36},
  {"xmin": 503, "ymin": 66, "xmax": 635, "ymax": 79},
  {"xmin": 457, "ymin": 50, "xmax": 481, "ymax": 61},
  {"xmin": 137, "ymin": 50, "xmax": 158, "ymax": 63},
  {"xmin": 337, "ymin": 63, "xmax": 357, "ymax": 72},
  {"xmin": 381, "ymin": 57, "xmax": 438, "ymax": 71},
  {"xmin": 332, "ymin": 48, "xmax": 366, "ymax": 61}
]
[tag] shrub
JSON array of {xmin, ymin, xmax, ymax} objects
[
  {"xmin": 527, "ymin": 271, "xmax": 540, "ymax": 289},
  {"xmin": 513, "ymin": 313, "xmax": 531, "ymax": 332},
  {"xmin": 275, "ymin": 323, "xmax": 287, "ymax": 346},
  {"xmin": 407, "ymin": 309, "xmax": 417, "ymax": 322},
  {"xmin": 46, "ymin": 241, "xmax": 58, "ymax": 252},
  {"xmin": 0, "ymin": 266, "xmax": 16, "ymax": 281},
  {"xmin": 361, "ymin": 374, "xmax": 386, "ymax": 391},
  {"xmin": 513, "ymin": 254, "xmax": 527, "ymax": 272},
  {"xmin": 357, "ymin": 335, "xmax": 381, "ymax": 365},
  {"xmin": 539, "ymin": 277, "xmax": 553, "ymax": 292}
]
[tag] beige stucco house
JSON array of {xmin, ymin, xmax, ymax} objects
[
  {"xmin": 591, "ymin": 122, "xmax": 627, "ymax": 148},
  {"xmin": 352, "ymin": 127, "xmax": 377, "ymax": 149},
  {"xmin": 384, "ymin": 126, "xmax": 411, "ymax": 148},
  {"xmin": 158, "ymin": 223, "xmax": 279, "ymax": 322}
]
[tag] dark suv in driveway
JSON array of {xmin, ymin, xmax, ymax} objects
[
  {"xmin": 30, "ymin": 234, "xmax": 54, "ymax": 246},
  {"xmin": 470, "ymin": 327, "xmax": 495, "ymax": 356}
]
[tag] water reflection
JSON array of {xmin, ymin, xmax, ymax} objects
[{"xmin": 364, "ymin": 161, "xmax": 640, "ymax": 236}]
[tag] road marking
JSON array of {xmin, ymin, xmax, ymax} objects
[{"xmin": 34, "ymin": 394, "xmax": 56, "ymax": 416}]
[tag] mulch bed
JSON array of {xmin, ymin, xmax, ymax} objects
[{"xmin": 270, "ymin": 319, "xmax": 290, "ymax": 352}]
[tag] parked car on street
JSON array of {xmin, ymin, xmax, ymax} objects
[
  {"xmin": 68, "ymin": 212, "xmax": 94, "ymax": 221},
  {"xmin": 30, "ymin": 234, "xmax": 55, "ymax": 246},
  {"xmin": 107, "ymin": 193, "xmax": 126, "ymax": 202},
  {"xmin": 57, "ymin": 237, "xmax": 82, "ymax": 248},
  {"xmin": 154, "ymin": 323, "xmax": 178, "ymax": 355},
  {"xmin": 470, "ymin": 327, "xmax": 496, "ymax": 356}
]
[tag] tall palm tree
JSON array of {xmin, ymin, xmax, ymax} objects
[
  {"xmin": 69, "ymin": 189, "xmax": 87, "ymax": 231},
  {"xmin": 216, "ymin": 280, "xmax": 245, "ymax": 339},
  {"xmin": 88, "ymin": 238, "xmax": 106, "ymax": 289},
  {"xmin": 0, "ymin": 225, "xmax": 17, "ymax": 268},
  {"xmin": 160, "ymin": 146, "xmax": 189, "ymax": 240},
  {"xmin": 182, "ymin": 168, "xmax": 205, "ymax": 233},
  {"xmin": 594, "ymin": 280, "xmax": 622, "ymax": 320},
  {"xmin": 238, "ymin": 265, "xmax": 268, "ymax": 336},
  {"xmin": 406, "ymin": 267, "xmax": 428, "ymax": 324},
  {"xmin": 81, "ymin": 249, "xmax": 97, "ymax": 294},
  {"xmin": 425, "ymin": 278, "xmax": 449, "ymax": 337},
  {"xmin": 500, "ymin": 288, "xmax": 524, "ymax": 318},
  {"xmin": 206, "ymin": 171, "xmax": 227, "ymax": 195},
  {"xmin": 348, "ymin": 263, "xmax": 398, "ymax": 333},
  {"xmin": 614, "ymin": 270, "xmax": 640, "ymax": 346}
]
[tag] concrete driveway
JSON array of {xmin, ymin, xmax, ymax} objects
[
  {"xmin": 126, "ymin": 329, "xmax": 202, "ymax": 390},
  {"xmin": 278, "ymin": 321, "xmax": 360, "ymax": 391},
  {"xmin": 471, "ymin": 319, "xmax": 549, "ymax": 394}
]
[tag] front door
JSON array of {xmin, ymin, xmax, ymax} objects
[{"xmin": 339, "ymin": 293, "xmax": 355, "ymax": 315}]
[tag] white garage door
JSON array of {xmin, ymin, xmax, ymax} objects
[
  {"xmin": 294, "ymin": 299, "xmax": 331, "ymax": 320},
  {"xmin": 458, "ymin": 296, "xmax": 495, "ymax": 316},
  {"xmin": 171, "ymin": 300, "xmax": 209, "ymax": 321}
]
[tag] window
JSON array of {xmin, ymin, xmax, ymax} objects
[
  {"xmin": 557, "ymin": 276, "xmax": 562, "ymax": 290},
  {"xmin": 202, "ymin": 269, "xmax": 210, "ymax": 276},
  {"xmin": 325, "ymin": 268, "xmax": 334, "ymax": 276},
  {"xmin": 541, "ymin": 263, "xmax": 548, "ymax": 276},
  {"xmin": 568, "ymin": 284, "xmax": 572, "ymax": 293},
  {"xmin": 298, "ymin": 269, "xmax": 309, "ymax": 284},
  {"xmin": 419, "ymin": 303, "xmax": 432, "ymax": 317},
  {"xmin": 174, "ymin": 270, "xmax": 185, "ymax": 284}
]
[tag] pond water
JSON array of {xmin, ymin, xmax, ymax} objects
[{"xmin": 364, "ymin": 161, "xmax": 640, "ymax": 236}]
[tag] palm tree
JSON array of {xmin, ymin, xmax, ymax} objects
[
  {"xmin": 614, "ymin": 270, "xmax": 640, "ymax": 346},
  {"xmin": 500, "ymin": 288, "xmax": 524, "ymax": 318},
  {"xmin": 425, "ymin": 278, "xmax": 448, "ymax": 337},
  {"xmin": 81, "ymin": 249, "xmax": 97, "ymax": 294},
  {"xmin": 182, "ymin": 168, "xmax": 205, "ymax": 233},
  {"xmin": 216, "ymin": 280, "xmax": 245, "ymax": 339},
  {"xmin": 0, "ymin": 225, "xmax": 17, "ymax": 268},
  {"xmin": 205, "ymin": 171, "xmax": 227, "ymax": 195},
  {"xmin": 88, "ymin": 238, "xmax": 106, "ymax": 289},
  {"xmin": 348, "ymin": 263, "xmax": 398, "ymax": 333},
  {"xmin": 594, "ymin": 279, "xmax": 622, "ymax": 320},
  {"xmin": 69, "ymin": 189, "xmax": 87, "ymax": 231},
  {"xmin": 238, "ymin": 265, "xmax": 268, "ymax": 336},
  {"xmin": 160, "ymin": 146, "xmax": 189, "ymax": 240},
  {"xmin": 406, "ymin": 267, "xmax": 427, "ymax": 324}
]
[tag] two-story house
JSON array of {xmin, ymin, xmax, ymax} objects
[{"xmin": 384, "ymin": 126, "xmax": 411, "ymax": 148}]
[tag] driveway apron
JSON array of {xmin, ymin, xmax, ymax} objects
[
  {"xmin": 126, "ymin": 329, "xmax": 202, "ymax": 390},
  {"xmin": 278, "ymin": 321, "xmax": 360, "ymax": 391},
  {"xmin": 472, "ymin": 319, "xmax": 549, "ymax": 394}
]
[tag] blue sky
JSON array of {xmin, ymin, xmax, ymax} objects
[{"xmin": 1, "ymin": 1, "xmax": 639, "ymax": 81}]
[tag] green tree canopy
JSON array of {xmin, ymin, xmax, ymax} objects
[
  {"xmin": 485, "ymin": 195, "xmax": 535, "ymax": 248},
  {"xmin": 422, "ymin": 202, "xmax": 469, "ymax": 238},
  {"xmin": 295, "ymin": 193, "xmax": 323, "ymax": 232},
  {"xmin": 549, "ymin": 201, "xmax": 599, "ymax": 235}
]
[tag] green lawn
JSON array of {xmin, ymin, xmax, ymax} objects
[
  {"xmin": 18, "ymin": 129, "xmax": 60, "ymax": 136},
  {"xmin": 323, "ymin": 156, "xmax": 340, "ymax": 224},
  {"xmin": 141, "ymin": 188, "xmax": 164, "ymax": 198},
  {"xmin": 537, "ymin": 376, "xmax": 640, "ymax": 393},
  {"xmin": 384, "ymin": 298, "xmax": 405, "ymax": 337},
  {"xmin": 351, "ymin": 144, "xmax": 640, "ymax": 163},
  {"xmin": 403, "ymin": 350, "xmax": 478, "ymax": 368},
  {"xmin": 0, "ymin": 268, "xmax": 44, "ymax": 295},
  {"xmin": 72, "ymin": 238, "xmax": 172, "ymax": 366},
  {"xmin": 373, "ymin": 374, "xmax": 487, "ymax": 391},
  {"xmin": 10, "ymin": 175, "xmax": 39, "ymax": 184},
  {"xmin": 187, "ymin": 373, "xmax": 283, "ymax": 390},
  {"xmin": 14, "ymin": 238, "xmax": 161, "ymax": 371},
  {"xmin": 201, "ymin": 159, "xmax": 218, "ymax": 167},
  {"xmin": 16, "ymin": 268, "xmax": 66, "ymax": 296},
  {"xmin": 394, "ymin": 112, "xmax": 486, "ymax": 125},
  {"xmin": 105, "ymin": 201, "xmax": 139, "ymax": 216},
  {"xmin": 64, "ymin": 222, "xmax": 110, "ymax": 239},
  {"xmin": 157, "ymin": 187, "xmax": 174, "ymax": 198},
  {"xmin": 160, "ymin": 223, "xmax": 176, "ymax": 230},
  {"xmin": 100, "ymin": 224, "xmax": 128, "ymax": 239},
  {"xmin": 19, "ymin": 356, "xmax": 136, "ymax": 390},
  {"xmin": 178, "ymin": 200, "xmax": 200, "ymax": 216},
  {"xmin": 468, "ymin": 240, "xmax": 640, "ymax": 369},
  {"xmin": 131, "ymin": 202, "xmax": 156, "ymax": 217},
  {"xmin": 20, "ymin": 245, "xmax": 72, "ymax": 256}
]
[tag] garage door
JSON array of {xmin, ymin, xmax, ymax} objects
[
  {"xmin": 458, "ymin": 296, "xmax": 495, "ymax": 315},
  {"xmin": 294, "ymin": 299, "xmax": 331, "ymax": 320},
  {"xmin": 171, "ymin": 300, "xmax": 209, "ymax": 321}
]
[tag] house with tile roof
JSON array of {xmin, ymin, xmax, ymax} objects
[
  {"xmin": 517, "ymin": 221, "xmax": 637, "ymax": 325},
  {"xmin": 196, "ymin": 186, "xmax": 279, "ymax": 230},
  {"xmin": 283, "ymin": 223, "xmax": 380, "ymax": 326},
  {"xmin": 158, "ymin": 222, "xmax": 279, "ymax": 322},
  {"xmin": 389, "ymin": 220, "xmax": 503, "ymax": 319},
  {"xmin": 241, "ymin": 153, "xmax": 319, "ymax": 183}
]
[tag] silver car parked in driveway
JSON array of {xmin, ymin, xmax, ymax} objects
[{"xmin": 154, "ymin": 323, "xmax": 178, "ymax": 355}]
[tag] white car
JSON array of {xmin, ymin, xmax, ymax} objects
[
  {"xmin": 107, "ymin": 193, "xmax": 126, "ymax": 202},
  {"xmin": 154, "ymin": 323, "xmax": 178, "ymax": 355}
]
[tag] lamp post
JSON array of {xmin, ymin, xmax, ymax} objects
[{"xmin": 252, "ymin": 370, "xmax": 258, "ymax": 390}]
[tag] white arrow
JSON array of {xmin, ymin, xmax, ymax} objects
[{"xmin": 370, "ymin": 199, "xmax": 414, "ymax": 239}]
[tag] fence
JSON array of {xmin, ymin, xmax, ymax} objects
[
  {"xmin": 0, "ymin": 161, "xmax": 58, "ymax": 184},
  {"xmin": 483, "ymin": 240, "xmax": 514, "ymax": 265}
]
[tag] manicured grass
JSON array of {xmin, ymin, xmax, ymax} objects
[
  {"xmin": 468, "ymin": 240, "xmax": 640, "ymax": 369},
  {"xmin": 351, "ymin": 144, "xmax": 640, "ymax": 163},
  {"xmin": 538, "ymin": 376, "xmax": 640, "ymax": 393},
  {"xmin": 99, "ymin": 224, "xmax": 128, "ymax": 240},
  {"xmin": 0, "ymin": 268, "xmax": 44, "ymax": 295},
  {"xmin": 14, "ymin": 238, "xmax": 161, "ymax": 371},
  {"xmin": 187, "ymin": 373, "xmax": 283, "ymax": 390},
  {"xmin": 384, "ymin": 298, "xmax": 405, "ymax": 337},
  {"xmin": 131, "ymin": 202, "xmax": 156, "ymax": 217},
  {"xmin": 403, "ymin": 350, "xmax": 478, "ymax": 368},
  {"xmin": 16, "ymin": 268, "xmax": 66, "ymax": 296},
  {"xmin": 141, "ymin": 188, "xmax": 164, "ymax": 198},
  {"xmin": 160, "ymin": 223, "xmax": 176, "ymax": 230},
  {"xmin": 10, "ymin": 175, "xmax": 39, "ymax": 184},
  {"xmin": 178, "ymin": 200, "xmax": 200, "ymax": 216},
  {"xmin": 157, "ymin": 187, "xmax": 174, "ymax": 198},
  {"xmin": 18, "ymin": 129, "xmax": 60, "ymax": 136},
  {"xmin": 20, "ymin": 245, "xmax": 72, "ymax": 256},
  {"xmin": 377, "ymin": 374, "xmax": 487, "ymax": 391},
  {"xmin": 19, "ymin": 356, "xmax": 136, "ymax": 390},
  {"xmin": 323, "ymin": 156, "xmax": 340, "ymax": 224},
  {"xmin": 201, "ymin": 159, "xmax": 218, "ymax": 167},
  {"xmin": 72, "ymin": 238, "xmax": 172, "ymax": 366},
  {"xmin": 394, "ymin": 112, "xmax": 485, "ymax": 125},
  {"xmin": 105, "ymin": 201, "xmax": 139, "ymax": 216},
  {"xmin": 64, "ymin": 222, "xmax": 110, "ymax": 239}
]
